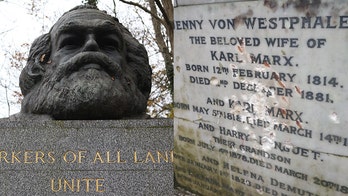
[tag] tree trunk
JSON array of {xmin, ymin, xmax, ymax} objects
[{"xmin": 149, "ymin": 0, "xmax": 173, "ymax": 95}]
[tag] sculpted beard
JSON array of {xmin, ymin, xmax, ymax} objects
[{"xmin": 21, "ymin": 52, "xmax": 147, "ymax": 119}]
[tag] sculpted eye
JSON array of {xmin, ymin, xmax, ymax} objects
[
  {"xmin": 98, "ymin": 35, "xmax": 121, "ymax": 52},
  {"xmin": 58, "ymin": 35, "xmax": 83, "ymax": 50}
]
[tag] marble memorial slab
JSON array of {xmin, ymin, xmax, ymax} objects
[{"xmin": 174, "ymin": 0, "xmax": 348, "ymax": 195}]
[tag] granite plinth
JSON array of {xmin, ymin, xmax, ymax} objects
[{"xmin": 0, "ymin": 119, "xmax": 173, "ymax": 195}]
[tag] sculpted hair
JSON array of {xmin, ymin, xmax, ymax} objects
[
  {"xmin": 19, "ymin": 5, "xmax": 152, "ymax": 99},
  {"xmin": 19, "ymin": 33, "xmax": 51, "ymax": 96}
]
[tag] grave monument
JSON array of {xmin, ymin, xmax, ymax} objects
[
  {"xmin": 174, "ymin": 0, "xmax": 348, "ymax": 195},
  {"xmin": 0, "ymin": 5, "xmax": 173, "ymax": 195}
]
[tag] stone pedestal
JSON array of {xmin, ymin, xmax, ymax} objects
[{"xmin": 0, "ymin": 119, "xmax": 173, "ymax": 195}]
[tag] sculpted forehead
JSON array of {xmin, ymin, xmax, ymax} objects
[{"xmin": 51, "ymin": 9, "xmax": 118, "ymax": 37}]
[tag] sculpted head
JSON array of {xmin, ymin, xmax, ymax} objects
[{"xmin": 18, "ymin": 5, "xmax": 151, "ymax": 120}]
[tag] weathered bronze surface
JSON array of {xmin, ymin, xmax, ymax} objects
[{"xmin": 14, "ymin": 5, "xmax": 151, "ymax": 120}]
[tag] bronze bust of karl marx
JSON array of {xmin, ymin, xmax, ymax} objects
[{"xmin": 12, "ymin": 5, "xmax": 152, "ymax": 120}]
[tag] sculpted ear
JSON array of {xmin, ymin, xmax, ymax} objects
[
  {"xmin": 119, "ymin": 24, "xmax": 152, "ymax": 98},
  {"xmin": 19, "ymin": 33, "xmax": 51, "ymax": 96}
]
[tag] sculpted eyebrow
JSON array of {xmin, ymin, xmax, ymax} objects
[
  {"xmin": 58, "ymin": 22, "xmax": 83, "ymax": 35},
  {"xmin": 58, "ymin": 21, "xmax": 120, "ymax": 35},
  {"xmin": 95, "ymin": 21, "xmax": 121, "ymax": 35}
]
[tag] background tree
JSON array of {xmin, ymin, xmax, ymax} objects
[
  {"xmin": 119, "ymin": 0, "xmax": 173, "ymax": 95},
  {"xmin": 116, "ymin": 0, "xmax": 174, "ymax": 118},
  {"xmin": 0, "ymin": 0, "xmax": 48, "ymax": 116}
]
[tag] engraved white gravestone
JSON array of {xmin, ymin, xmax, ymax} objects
[{"xmin": 173, "ymin": 0, "xmax": 348, "ymax": 195}]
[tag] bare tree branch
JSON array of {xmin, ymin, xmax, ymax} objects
[
  {"xmin": 148, "ymin": 0, "xmax": 173, "ymax": 94},
  {"xmin": 154, "ymin": 0, "xmax": 173, "ymax": 30},
  {"xmin": 5, "ymin": 85, "xmax": 10, "ymax": 116},
  {"xmin": 119, "ymin": 0, "xmax": 166, "ymax": 26},
  {"xmin": 112, "ymin": 0, "xmax": 117, "ymax": 17},
  {"xmin": 160, "ymin": 0, "xmax": 174, "ymax": 49},
  {"xmin": 0, "ymin": 28, "xmax": 14, "ymax": 35},
  {"xmin": 117, "ymin": 0, "xmax": 174, "ymax": 116}
]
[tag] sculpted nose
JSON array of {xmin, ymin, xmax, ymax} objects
[{"xmin": 83, "ymin": 34, "xmax": 99, "ymax": 51}]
